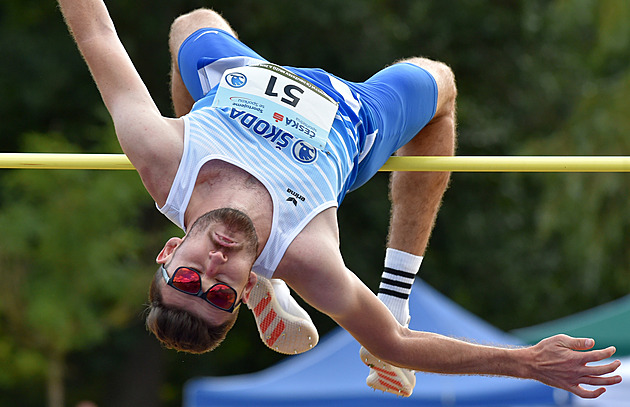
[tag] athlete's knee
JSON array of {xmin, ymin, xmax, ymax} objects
[
  {"xmin": 399, "ymin": 57, "xmax": 455, "ymax": 87},
  {"xmin": 168, "ymin": 8, "xmax": 237, "ymax": 58},
  {"xmin": 399, "ymin": 57, "xmax": 456, "ymax": 116}
]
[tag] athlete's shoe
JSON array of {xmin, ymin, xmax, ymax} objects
[
  {"xmin": 360, "ymin": 346, "xmax": 416, "ymax": 397},
  {"xmin": 246, "ymin": 275, "xmax": 319, "ymax": 355}
]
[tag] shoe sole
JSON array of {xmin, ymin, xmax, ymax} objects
[
  {"xmin": 247, "ymin": 277, "xmax": 319, "ymax": 354},
  {"xmin": 360, "ymin": 347, "xmax": 415, "ymax": 397}
]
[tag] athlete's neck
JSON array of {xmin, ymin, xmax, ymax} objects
[{"xmin": 184, "ymin": 160, "xmax": 273, "ymax": 256}]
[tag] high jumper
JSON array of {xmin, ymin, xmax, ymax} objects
[{"xmin": 56, "ymin": 0, "xmax": 621, "ymax": 398}]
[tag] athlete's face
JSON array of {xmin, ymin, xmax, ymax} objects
[{"xmin": 156, "ymin": 209, "xmax": 259, "ymax": 324}]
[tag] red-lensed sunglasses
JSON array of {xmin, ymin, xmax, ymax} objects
[{"xmin": 160, "ymin": 265, "xmax": 241, "ymax": 313}]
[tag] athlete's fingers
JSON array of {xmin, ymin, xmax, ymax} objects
[
  {"xmin": 563, "ymin": 336, "xmax": 596, "ymax": 351},
  {"xmin": 571, "ymin": 385, "xmax": 607, "ymax": 399},
  {"xmin": 583, "ymin": 359, "xmax": 622, "ymax": 376},
  {"xmin": 581, "ymin": 346, "xmax": 617, "ymax": 363},
  {"xmin": 580, "ymin": 374, "xmax": 622, "ymax": 387}
]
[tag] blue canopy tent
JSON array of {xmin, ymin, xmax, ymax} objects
[{"xmin": 184, "ymin": 280, "xmax": 572, "ymax": 406}]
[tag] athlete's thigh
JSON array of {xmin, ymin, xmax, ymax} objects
[
  {"xmin": 350, "ymin": 62, "xmax": 438, "ymax": 190},
  {"xmin": 178, "ymin": 28, "xmax": 266, "ymax": 101}
]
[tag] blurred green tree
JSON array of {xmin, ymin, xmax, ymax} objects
[
  {"xmin": 0, "ymin": 134, "xmax": 153, "ymax": 407},
  {"xmin": 518, "ymin": 0, "xmax": 630, "ymax": 314},
  {"xmin": 1, "ymin": 0, "xmax": 629, "ymax": 406},
  {"xmin": 428, "ymin": 0, "xmax": 630, "ymax": 327}
]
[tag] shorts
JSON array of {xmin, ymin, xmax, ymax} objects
[{"xmin": 178, "ymin": 28, "xmax": 438, "ymax": 193}]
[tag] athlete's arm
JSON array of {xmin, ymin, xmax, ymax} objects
[
  {"xmin": 57, "ymin": 0, "xmax": 182, "ymax": 202},
  {"xmin": 278, "ymin": 210, "xmax": 621, "ymax": 399}
]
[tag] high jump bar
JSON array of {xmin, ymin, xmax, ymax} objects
[{"xmin": 0, "ymin": 153, "xmax": 629, "ymax": 172}]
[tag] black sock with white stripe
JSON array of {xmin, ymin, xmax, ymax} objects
[{"xmin": 377, "ymin": 248, "xmax": 423, "ymax": 326}]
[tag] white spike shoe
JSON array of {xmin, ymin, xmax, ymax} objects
[
  {"xmin": 360, "ymin": 346, "xmax": 416, "ymax": 397},
  {"xmin": 247, "ymin": 275, "xmax": 319, "ymax": 354}
]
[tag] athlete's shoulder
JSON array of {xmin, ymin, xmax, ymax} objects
[
  {"xmin": 131, "ymin": 117, "xmax": 185, "ymax": 207},
  {"xmin": 274, "ymin": 208, "xmax": 340, "ymax": 277}
]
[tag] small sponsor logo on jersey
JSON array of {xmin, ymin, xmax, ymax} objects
[
  {"xmin": 273, "ymin": 112, "xmax": 284, "ymax": 122},
  {"xmin": 292, "ymin": 140, "xmax": 317, "ymax": 164},
  {"xmin": 286, "ymin": 188, "xmax": 306, "ymax": 204},
  {"xmin": 225, "ymin": 72, "xmax": 247, "ymax": 88}
]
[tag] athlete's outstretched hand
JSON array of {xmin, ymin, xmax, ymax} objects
[{"xmin": 528, "ymin": 334, "xmax": 622, "ymax": 398}]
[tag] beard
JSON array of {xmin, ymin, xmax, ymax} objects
[{"xmin": 187, "ymin": 208, "xmax": 259, "ymax": 256}]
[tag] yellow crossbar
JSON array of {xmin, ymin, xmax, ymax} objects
[
  {"xmin": 380, "ymin": 156, "xmax": 630, "ymax": 172},
  {"xmin": 0, "ymin": 153, "xmax": 134, "ymax": 170},
  {"xmin": 0, "ymin": 153, "xmax": 629, "ymax": 172}
]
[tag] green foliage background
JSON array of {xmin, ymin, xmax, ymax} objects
[{"xmin": 0, "ymin": 0, "xmax": 628, "ymax": 406}]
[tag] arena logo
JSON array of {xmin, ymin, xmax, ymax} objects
[
  {"xmin": 285, "ymin": 187, "xmax": 306, "ymax": 206},
  {"xmin": 286, "ymin": 188, "xmax": 306, "ymax": 202}
]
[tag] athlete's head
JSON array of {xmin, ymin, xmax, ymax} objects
[{"xmin": 146, "ymin": 208, "xmax": 259, "ymax": 353}]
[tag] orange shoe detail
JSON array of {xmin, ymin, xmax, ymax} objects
[
  {"xmin": 247, "ymin": 276, "xmax": 318, "ymax": 355},
  {"xmin": 267, "ymin": 320, "xmax": 286, "ymax": 347},
  {"xmin": 253, "ymin": 294, "xmax": 271, "ymax": 317}
]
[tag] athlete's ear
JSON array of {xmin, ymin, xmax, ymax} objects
[
  {"xmin": 240, "ymin": 272, "xmax": 258, "ymax": 305},
  {"xmin": 156, "ymin": 237, "xmax": 183, "ymax": 264}
]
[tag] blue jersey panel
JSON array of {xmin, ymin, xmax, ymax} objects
[{"xmin": 177, "ymin": 28, "xmax": 438, "ymax": 200}]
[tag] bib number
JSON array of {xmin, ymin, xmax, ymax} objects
[{"xmin": 212, "ymin": 63, "xmax": 338, "ymax": 149}]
